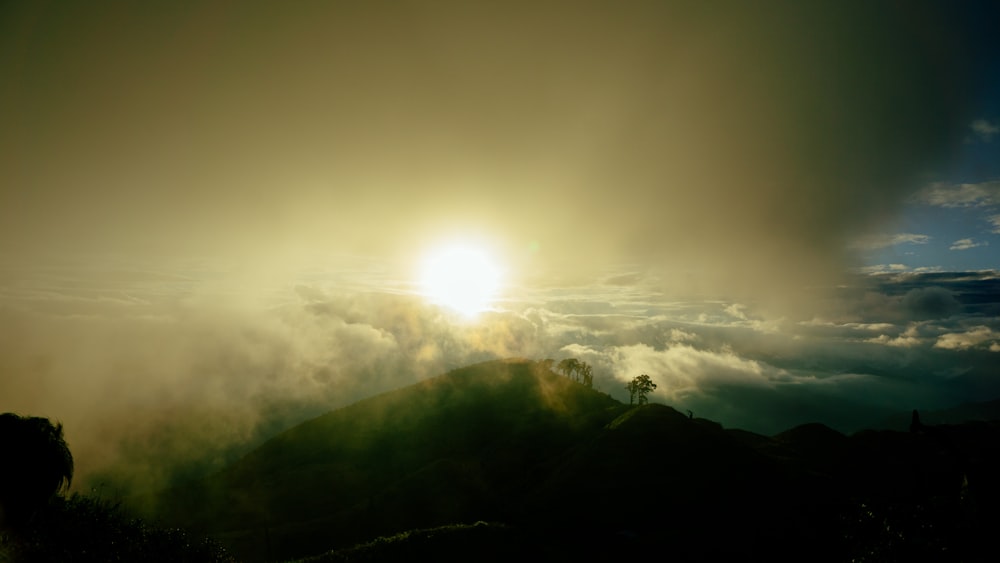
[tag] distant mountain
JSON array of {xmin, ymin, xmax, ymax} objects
[
  {"xmin": 147, "ymin": 359, "xmax": 1000, "ymax": 563},
  {"xmin": 881, "ymin": 397, "xmax": 1000, "ymax": 431}
]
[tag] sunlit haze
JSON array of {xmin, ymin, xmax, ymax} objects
[{"xmin": 420, "ymin": 243, "xmax": 502, "ymax": 317}]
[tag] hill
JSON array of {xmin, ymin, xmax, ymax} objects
[
  {"xmin": 880, "ymin": 397, "xmax": 1000, "ymax": 431},
  {"xmin": 152, "ymin": 359, "xmax": 627, "ymax": 561},
  {"xmin": 146, "ymin": 359, "xmax": 1000, "ymax": 562}
]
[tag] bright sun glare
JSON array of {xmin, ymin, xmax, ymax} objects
[{"xmin": 420, "ymin": 244, "xmax": 501, "ymax": 317}]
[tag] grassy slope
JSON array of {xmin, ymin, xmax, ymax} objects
[{"xmin": 155, "ymin": 359, "xmax": 626, "ymax": 561}]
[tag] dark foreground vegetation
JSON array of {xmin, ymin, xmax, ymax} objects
[
  {"xmin": 1, "ymin": 494, "xmax": 234, "ymax": 563},
  {"xmin": 5, "ymin": 359, "xmax": 1000, "ymax": 561}
]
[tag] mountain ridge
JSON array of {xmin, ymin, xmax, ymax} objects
[{"xmin": 146, "ymin": 358, "xmax": 1000, "ymax": 562}]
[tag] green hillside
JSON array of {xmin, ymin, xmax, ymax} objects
[
  {"xmin": 142, "ymin": 359, "xmax": 1000, "ymax": 562},
  {"xmin": 153, "ymin": 359, "xmax": 627, "ymax": 561}
]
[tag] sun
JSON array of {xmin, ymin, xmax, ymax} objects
[{"xmin": 420, "ymin": 243, "xmax": 502, "ymax": 317}]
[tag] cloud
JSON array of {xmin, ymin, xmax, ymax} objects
[
  {"xmin": 934, "ymin": 326, "xmax": 1000, "ymax": 351},
  {"xmin": 606, "ymin": 343, "xmax": 779, "ymax": 400},
  {"xmin": 950, "ymin": 238, "xmax": 988, "ymax": 251},
  {"xmin": 602, "ymin": 273, "xmax": 643, "ymax": 286},
  {"xmin": 915, "ymin": 181, "xmax": 1000, "ymax": 207},
  {"xmin": 971, "ymin": 119, "xmax": 999, "ymax": 142},
  {"xmin": 866, "ymin": 334, "xmax": 922, "ymax": 348},
  {"xmin": 0, "ymin": 274, "xmax": 566, "ymax": 493},
  {"xmin": 6, "ymin": 265, "xmax": 1000, "ymax": 489},
  {"xmin": 851, "ymin": 233, "xmax": 930, "ymax": 250},
  {"xmin": 802, "ymin": 272, "xmax": 1000, "ymax": 328},
  {"xmin": 669, "ymin": 328, "xmax": 699, "ymax": 343},
  {"xmin": 848, "ymin": 323, "xmax": 897, "ymax": 332},
  {"xmin": 859, "ymin": 264, "xmax": 910, "ymax": 275},
  {"xmin": 989, "ymin": 215, "xmax": 1000, "ymax": 234},
  {"xmin": 724, "ymin": 304, "xmax": 749, "ymax": 320},
  {"xmin": 867, "ymin": 324, "xmax": 923, "ymax": 348},
  {"xmin": 901, "ymin": 286, "xmax": 962, "ymax": 319}
]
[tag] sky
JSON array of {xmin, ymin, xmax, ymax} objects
[{"xmin": 2, "ymin": 1, "xmax": 1000, "ymax": 492}]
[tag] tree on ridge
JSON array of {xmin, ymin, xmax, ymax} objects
[
  {"xmin": 626, "ymin": 374, "xmax": 657, "ymax": 405},
  {"xmin": 579, "ymin": 363, "xmax": 594, "ymax": 388},
  {"xmin": 557, "ymin": 358, "xmax": 580, "ymax": 381}
]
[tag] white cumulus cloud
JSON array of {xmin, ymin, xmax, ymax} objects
[
  {"xmin": 669, "ymin": 328, "xmax": 699, "ymax": 343},
  {"xmin": 949, "ymin": 238, "xmax": 988, "ymax": 251},
  {"xmin": 867, "ymin": 324, "xmax": 923, "ymax": 348},
  {"xmin": 606, "ymin": 342, "xmax": 784, "ymax": 400},
  {"xmin": 934, "ymin": 326, "xmax": 1000, "ymax": 351}
]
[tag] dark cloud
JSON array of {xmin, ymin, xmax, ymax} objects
[
  {"xmin": 872, "ymin": 272, "xmax": 1000, "ymax": 316},
  {"xmin": 901, "ymin": 287, "xmax": 962, "ymax": 319}
]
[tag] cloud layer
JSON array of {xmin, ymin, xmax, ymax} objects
[{"xmin": 3, "ymin": 263, "xmax": 999, "ymax": 493}]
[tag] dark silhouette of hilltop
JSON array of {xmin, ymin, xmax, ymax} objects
[
  {"xmin": 880, "ymin": 398, "xmax": 1000, "ymax": 431},
  {"xmin": 140, "ymin": 359, "xmax": 1000, "ymax": 562}
]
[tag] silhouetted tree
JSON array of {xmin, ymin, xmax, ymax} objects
[
  {"xmin": 0, "ymin": 413, "xmax": 73, "ymax": 528},
  {"xmin": 557, "ymin": 358, "xmax": 580, "ymax": 381},
  {"xmin": 579, "ymin": 363, "xmax": 593, "ymax": 388},
  {"xmin": 539, "ymin": 358, "xmax": 555, "ymax": 372},
  {"xmin": 626, "ymin": 375, "xmax": 657, "ymax": 405}
]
